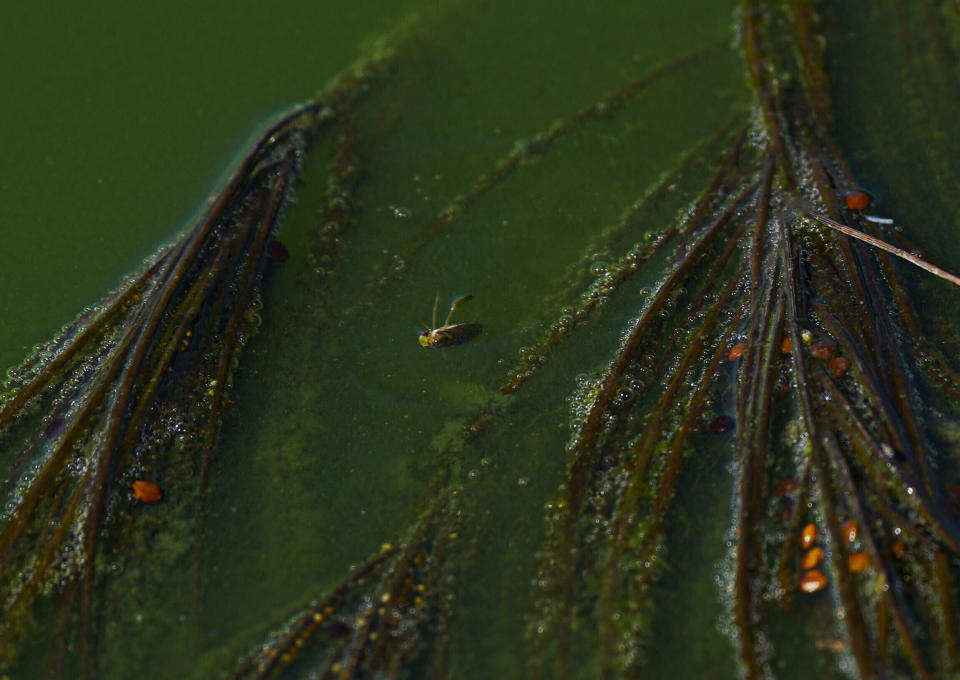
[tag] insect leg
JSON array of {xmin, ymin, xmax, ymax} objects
[{"xmin": 444, "ymin": 294, "xmax": 473, "ymax": 325}]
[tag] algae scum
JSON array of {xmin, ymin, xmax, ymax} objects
[{"xmin": 3, "ymin": 1, "xmax": 960, "ymax": 678}]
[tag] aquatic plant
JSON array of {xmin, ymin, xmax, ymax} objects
[
  {"xmin": 223, "ymin": 1, "xmax": 960, "ymax": 678},
  {"xmin": 2, "ymin": 0, "xmax": 960, "ymax": 678},
  {"xmin": 0, "ymin": 26, "xmax": 411, "ymax": 676}
]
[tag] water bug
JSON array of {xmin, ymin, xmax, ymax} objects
[{"xmin": 419, "ymin": 294, "xmax": 483, "ymax": 348}]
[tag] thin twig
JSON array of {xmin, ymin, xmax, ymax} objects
[{"xmin": 792, "ymin": 199, "xmax": 960, "ymax": 287}]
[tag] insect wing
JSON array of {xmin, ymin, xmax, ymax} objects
[{"xmin": 433, "ymin": 322, "xmax": 482, "ymax": 347}]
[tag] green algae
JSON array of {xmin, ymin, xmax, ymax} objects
[{"xmin": 2, "ymin": 0, "xmax": 960, "ymax": 678}]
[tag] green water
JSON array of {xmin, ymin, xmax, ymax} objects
[
  {"xmin": 0, "ymin": 0, "xmax": 423, "ymax": 371},
  {"xmin": 2, "ymin": 0, "xmax": 959, "ymax": 678}
]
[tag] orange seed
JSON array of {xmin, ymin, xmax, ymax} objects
[
  {"xmin": 781, "ymin": 336, "xmax": 793, "ymax": 354},
  {"xmin": 800, "ymin": 570, "xmax": 829, "ymax": 593},
  {"xmin": 848, "ymin": 552, "xmax": 870, "ymax": 574},
  {"xmin": 829, "ymin": 356, "xmax": 851, "ymax": 378},
  {"xmin": 801, "ymin": 522, "xmax": 818, "ymax": 549},
  {"xmin": 132, "ymin": 480, "xmax": 162, "ymax": 503},
  {"xmin": 842, "ymin": 520, "xmax": 859, "ymax": 544},
  {"xmin": 845, "ymin": 192, "xmax": 870, "ymax": 211},
  {"xmin": 802, "ymin": 546, "xmax": 825, "ymax": 570},
  {"xmin": 728, "ymin": 341, "xmax": 747, "ymax": 361},
  {"xmin": 809, "ymin": 340, "xmax": 837, "ymax": 360}
]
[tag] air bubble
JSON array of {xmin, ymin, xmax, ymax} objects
[{"xmin": 590, "ymin": 260, "xmax": 609, "ymax": 276}]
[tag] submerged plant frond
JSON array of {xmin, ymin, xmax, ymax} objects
[
  {"xmin": 0, "ymin": 21, "xmax": 422, "ymax": 673},
  {"xmin": 522, "ymin": 2, "xmax": 960, "ymax": 678},
  {"xmin": 3, "ymin": 1, "xmax": 960, "ymax": 679},
  {"xmin": 0, "ymin": 104, "xmax": 322, "ymax": 662}
]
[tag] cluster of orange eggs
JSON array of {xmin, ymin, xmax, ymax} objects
[
  {"xmin": 798, "ymin": 523, "xmax": 828, "ymax": 593},
  {"xmin": 729, "ymin": 334, "xmax": 851, "ymax": 379},
  {"xmin": 798, "ymin": 520, "xmax": 872, "ymax": 594},
  {"xmin": 805, "ymin": 337, "xmax": 852, "ymax": 378}
]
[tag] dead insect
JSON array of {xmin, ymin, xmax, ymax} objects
[{"xmin": 419, "ymin": 294, "xmax": 483, "ymax": 348}]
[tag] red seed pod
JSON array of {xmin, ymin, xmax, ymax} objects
[
  {"xmin": 848, "ymin": 552, "xmax": 870, "ymax": 574},
  {"xmin": 829, "ymin": 356, "xmax": 851, "ymax": 378},
  {"xmin": 800, "ymin": 570, "xmax": 829, "ymax": 593},
  {"xmin": 845, "ymin": 192, "xmax": 870, "ymax": 211},
  {"xmin": 728, "ymin": 342, "xmax": 747, "ymax": 361},
  {"xmin": 802, "ymin": 546, "xmax": 825, "ymax": 570},
  {"xmin": 132, "ymin": 480, "xmax": 163, "ymax": 503},
  {"xmin": 809, "ymin": 340, "xmax": 836, "ymax": 360}
]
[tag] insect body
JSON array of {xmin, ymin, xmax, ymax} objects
[{"xmin": 419, "ymin": 294, "xmax": 483, "ymax": 348}]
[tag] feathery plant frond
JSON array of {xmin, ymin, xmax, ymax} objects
[
  {"xmin": 2, "ymin": 1, "xmax": 960, "ymax": 679},
  {"xmin": 525, "ymin": 2, "xmax": 960, "ymax": 678},
  {"xmin": 0, "ymin": 23, "xmax": 416, "ymax": 675}
]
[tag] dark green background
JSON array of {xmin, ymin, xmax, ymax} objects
[{"xmin": 2, "ymin": 1, "xmax": 958, "ymax": 678}]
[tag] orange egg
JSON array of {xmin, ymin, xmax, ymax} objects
[
  {"xmin": 809, "ymin": 340, "xmax": 836, "ymax": 360},
  {"xmin": 802, "ymin": 546, "xmax": 825, "ymax": 570},
  {"xmin": 848, "ymin": 552, "xmax": 870, "ymax": 574},
  {"xmin": 829, "ymin": 356, "xmax": 851, "ymax": 378},
  {"xmin": 799, "ymin": 570, "xmax": 829, "ymax": 593},
  {"xmin": 781, "ymin": 336, "xmax": 793, "ymax": 354},
  {"xmin": 845, "ymin": 192, "xmax": 870, "ymax": 211},
  {"xmin": 132, "ymin": 480, "xmax": 163, "ymax": 503},
  {"xmin": 842, "ymin": 520, "xmax": 859, "ymax": 544},
  {"xmin": 801, "ymin": 522, "xmax": 818, "ymax": 549},
  {"xmin": 728, "ymin": 341, "xmax": 747, "ymax": 361}
]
